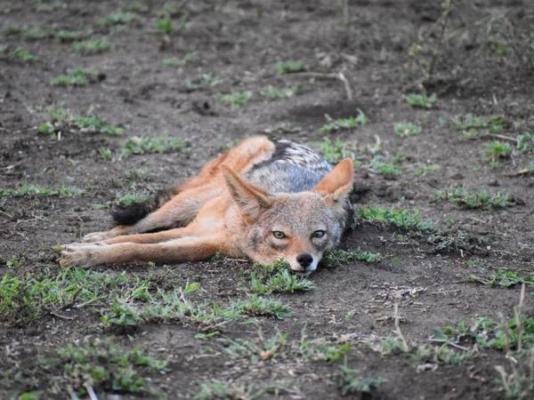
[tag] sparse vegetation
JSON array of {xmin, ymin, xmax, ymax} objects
[
  {"xmin": 260, "ymin": 85, "xmax": 301, "ymax": 99},
  {"xmin": 12, "ymin": 47, "xmax": 37, "ymax": 62},
  {"xmin": 453, "ymin": 114, "xmax": 509, "ymax": 138},
  {"xmin": 318, "ymin": 137, "xmax": 353, "ymax": 163},
  {"xmin": 358, "ymin": 206, "xmax": 433, "ymax": 232},
  {"xmin": 50, "ymin": 67, "xmax": 99, "ymax": 86},
  {"xmin": 50, "ymin": 340, "xmax": 166, "ymax": 396},
  {"xmin": 370, "ymin": 155, "xmax": 402, "ymax": 178},
  {"xmin": 38, "ymin": 108, "xmax": 123, "ymax": 136},
  {"xmin": 435, "ymin": 187, "xmax": 513, "ymax": 209},
  {"xmin": 115, "ymin": 193, "xmax": 150, "ymax": 207},
  {"xmin": 219, "ymin": 91, "xmax": 253, "ymax": 109},
  {"xmin": 394, "ymin": 121, "xmax": 422, "ymax": 137},
  {"xmin": 0, "ymin": 183, "xmax": 82, "ymax": 199},
  {"xmin": 119, "ymin": 135, "xmax": 186, "ymax": 157},
  {"xmin": 186, "ymin": 73, "xmax": 222, "ymax": 90},
  {"xmin": 320, "ymin": 110, "xmax": 368, "ymax": 132},
  {"xmin": 485, "ymin": 141, "xmax": 512, "ymax": 164},
  {"xmin": 337, "ymin": 366, "xmax": 383, "ymax": 397},
  {"xmin": 275, "ymin": 60, "xmax": 305, "ymax": 74},
  {"xmin": 248, "ymin": 260, "xmax": 315, "ymax": 295},
  {"xmin": 405, "ymin": 93, "xmax": 436, "ymax": 109},
  {"xmin": 469, "ymin": 268, "xmax": 534, "ymax": 289},
  {"xmin": 73, "ymin": 38, "xmax": 111, "ymax": 55},
  {"xmin": 323, "ymin": 249, "xmax": 382, "ymax": 266}
]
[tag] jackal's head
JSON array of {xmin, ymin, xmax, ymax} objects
[{"xmin": 223, "ymin": 159, "xmax": 353, "ymax": 273}]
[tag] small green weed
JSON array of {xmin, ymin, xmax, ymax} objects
[
  {"xmin": 162, "ymin": 52, "xmax": 194, "ymax": 67},
  {"xmin": 318, "ymin": 137, "xmax": 352, "ymax": 163},
  {"xmin": 248, "ymin": 260, "xmax": 315, "ymax": 295},
  {"xmin": 517, "ymin": 132, "xmax": 534, "ymax": 153},
  {"xmin": 435, "ymin": 187, "xmax": 513, "ymax": 209},
  {"xmin": 414, "ymin": 163, "xmax": 440, "ymax": 176},
  {"xmin": 193, "ymin": 380, "xmax": 250, "ymax": 400},
  {"xmin": 38, "ymin": 109, "xmax": 123, "ymax": 136},
  {"xmin": 469, "ymin": 268, "xmax": 534, "ymax": 289},
  {"xmin": 370, "ymin": 155, "xmax": 402, "ymax": 179},
  {"xmin": 405, "ymin": 93, "xmax": 436, "ymax": 109},
  {"xmin": 186, "ymin": 73, "xmax": 222, "ymax": 90},
  {"xmin": 453, "ymin": 114, "xmax": 509, "ymax": 138},
  {"xmin": 394, "ymin": 121, "xmax": 422, "ymax": 137},
  {"xmin": 51, "ymin": 67, "xmax": 98, "ymax": 86},
  {"xmin": 323, "ymin": 249, "xmax": 382, "ymax": 267},
  {"xmin": 73, "ymin": 38, "xmax": 111, "ymax": 55},
  {"xmin": 115, "ymin": 193, "xmax": 150, "ymax": 207},
  {"xmin": 230, "ymin": 295, "xmax": 291, "ymax": 320},
  {"xmin": 12, "ymin": 47, "xmax": 36, "ymax": 62},
  {"xmin": 485, "ymin": 141, "xmax": 512, "ymax": 165},
  {"xmin": 55, "ymin": 30, "xmax": 87, "ymax": 42},
  {"xmin": 155, "ymin": 16, "xmax": 173, "ymax": 34},
  {"xmin": 260, "ymin": 85, "xmax": 301, "ymax": 99},
  {"xmin": 337, "ymin": 366, "xmax": 384, "ymax": 397},
  {"xmin": 102, "ymin": 12, "xmax": 136, "ymax": 26},
  {"xmin": 320, "ymin": 110, "xmax": 368, "ymax": 132},
  {"xmin": 223, "ymin": 331, "xmax": 289, "ymax": 362},
  {"xmin": 0, "ymin": 183, "xmax": 82, "ymax": 199},
  {"xmin": 275, "ymin": 60, "xmax": 305, "ymax": 74},
  {"xmin": 219, "ymin": 91, "xmax": 253, "ymax": 109},
  {"xmin": 358, "ymin": 207, "xmax": 433, "ymax": 232},
  {"xmin": 119, "ymin": 136, "xmax": 186, "ymax": 157},
  {"xmin": 51, "ymin": 339, "xmax": 166, "ymax": 396}
]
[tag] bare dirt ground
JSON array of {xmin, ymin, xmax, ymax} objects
[{"xmin": 1, "ymin": 0, "xmax": 533, "ymax": 399}]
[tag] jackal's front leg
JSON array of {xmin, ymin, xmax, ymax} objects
[{"xmin": 59, "ymin": 235, "xmax": 230, "ymax": 267}]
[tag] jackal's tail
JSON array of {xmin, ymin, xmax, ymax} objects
[{"xmin": 111, "ymin": 187, "xmax": 178, "ymax": 225}]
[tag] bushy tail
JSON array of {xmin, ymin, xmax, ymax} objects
[{"xmin": 111, "ymin": 188, "xmax": 177, "ymax": 225}]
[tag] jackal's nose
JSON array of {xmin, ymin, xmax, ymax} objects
[{"xmin": 296, "ymin": 253, "xmax": 313, "ymax": 268}]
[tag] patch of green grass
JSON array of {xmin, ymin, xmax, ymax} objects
[
  {"xmin": 102, "ymin": 11, "xmax": 136, "ymax": 26},
  {"xmin": 358, "ymin": 206, "xmax": 433, "ymax": 232},
  {"xmin": 155, "ymin": 16, "xmax": 173, "ymax": 34},
  {"xmin": 55, "ymin": 30, "xmax": 87, "ymax": 42},
  {"xmin": 517, "ymin": 132, "xmax": 534, "ymax": 153},
  {"xmin": 413, "ymin": 344, "xmax": 471, "ymax": 366},
  {"xmin": 38, "ymin": 109, "xmax": 123, "ymax": 136},
  {"xmin": 230, "ymin": 295, "xmax": 291, "ymax": 320},
  {"xmin": 219, "ymin": 90, "xmax": 253, "ymax": 109},
  {"xmin": 162, "ymin": 52, "xmax": 195, "ymax": 67},
  {"xmin": 260, "ymin": 85, "xmax": 301, "ymax": 99},
  {"xmin": 435, "ymin": 187, "xmax": 513, "ymax": 209},
  {"xmin": 185, "ymin": 73, "xmax": 222, "ymax": 90},
  {"xmin": 248, "ymin": 260, "xmax": 315, "ymax": 295},
  {"xmin": 485, "ymin": 141, "xmax": 512, "ymax": 165},
  {"xmin": 320, "ymin": 110, "xmax": 368, "ymax": 132},
  {"xmin": 405, "ymin": 93, "xmax": 436, "ymax": 109},
  {"xmin": 223, "ymin": 331, "xmax": 289, "ymax": 362},
  {"xmin": 193, "ymin": 380, "xmax": 251, "ymax": 400},
  {"xmin": 115, "ymin": 193, "xmax": 150, "ymax": 207},
  {"xmin": 22, "ymin": 26, "xmax": 52, "ymax": 41},
  {"xmin": 275, "ymin": 60, "xmax": 305, "ymax": 74},
  {"xmin": 337, "ymin": 366, "xmax": 384, "ymax": 397},
  {"xmin": 323, "ymin": 249, "xmax": 382, "ymax": 267},
  {"xmin": 98, "ymin": 146, "xmax": 113, "ymax": 160},
  {"xmin": 0, "ymin": 183, "xmax": 82, "ymax": 199},
  {"xmin": 370, "ymin": 155, "xmax": 402, "ymax": 178},
  {"xmin": 50, "ymin": 339, "xmax": 166, "ymax": 396},
  {"xmin": 73, "ymin": 38, "xmax": 111, "ymax": 55},
  {"xmin": 495, "ymin": 357, "xmax": 534, "ymax": 400},
  {"xmin": 119, "ymin": 135, "xmax": 186, "ymax": 157},
  {"xmin": 12, "ymin": 47, "xmax": 37, "ymax": 62},
  {"xmin": 469, "ymin": 268, "xmax": 534, "ymax": 289},
  {"xmin": 414, "ymin": 163, "xmax": 440, "ymax": 176},
  {"xmin": 0, "ymin": 269, "xmax": 130, "ymax": 322},
  {"xmin": 318, "ymin": 137, "xmax": 353, "ymax": 164},
  {"xmin": 50, "ymin": 67, "xmax": 98, "ymax": 86},
  {"xmin": 433, "ymin": 316, "xmax": 534, "ymax": 352},
  {"xmin": 394, "ymin": 121, "xmax": 422, "ymax": 137},
  {"xmin": 453, "ymin": 114, "xmax": 509, "ymax": 138}
]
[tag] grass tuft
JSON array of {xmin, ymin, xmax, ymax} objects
[
  {"xmin": 358, "ymin": 206, "xmax": 433, "ymax": 232},
  {"xmin": 435, "ymin": 187, "xmax": 513, "ymax": 209}
]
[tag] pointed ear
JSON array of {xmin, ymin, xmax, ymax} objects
[
  {"xmin": 222, "ymin": 166, "xmax": 272, "ymax": 223},
  {"xmin": 313, "ymin": 158, "xmax": 354, "ymax": 204}
]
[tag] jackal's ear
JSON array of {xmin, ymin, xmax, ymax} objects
[
  {"xmin": 313, "ymin": 158, "xmax": 354, "ymax": 204},
  {"xmin": 222, "ymin": 166, "xmax": 272, "ymax": 222}
]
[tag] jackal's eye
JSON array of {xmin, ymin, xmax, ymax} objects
[
  {"xmin": 272, "ymin": 231, "xmax": 287, "ymax": 240},
  {"xmin": 311, "ymin": 230, "xmax": 326, "ymax": 239}
]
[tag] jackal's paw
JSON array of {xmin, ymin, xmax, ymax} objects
[
  {"xmin": 59, "ymin": 244, "xmax": 98, "ymax": 267},
  {"xmin": 82, "ymin": 231, "xmax": 115, "ymax": 243}
]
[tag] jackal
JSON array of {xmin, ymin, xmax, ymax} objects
[{"xmin": 59, "ymin": 136, "xmax": 354, "ymax": 273}]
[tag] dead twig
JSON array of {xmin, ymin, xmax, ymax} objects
[
  {"xmin": 393, "ymin": 303, "xmax": 410, "ymax": 352},
  {"xmin": 428, "ymin": 339, "xmax": 471, "ymax": 352}
]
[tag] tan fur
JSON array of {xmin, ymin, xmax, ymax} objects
[{"xmin": 59, "ymin": 136, "xmax": 353, "ymax": 272}]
